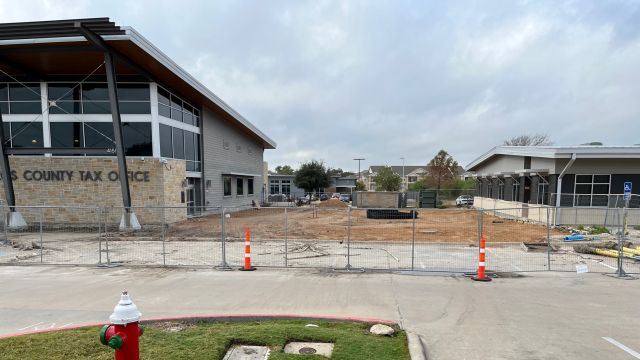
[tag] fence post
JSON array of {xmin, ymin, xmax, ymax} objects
[
  {"xmin": 97, "ymin": 207, "xmax": 102, "ymax": 265},
  {"xmin": 161, "ymin": 206, "xmax": 166, "ymax": 266},
  {"xmin": 2, "ymin": 204, "xmax": 7, "ymax": 245},
  {"xmin": 346, "ymin": 205, "xmax": 352, "ymax": 270},
  {"xmin": 217, "ymin": 207, "xmax": 231, "ymax": 270},
  {"xmin": 103, "ymin": 210, "xmax": 111, "ymax": 266},
  {"xmin": 284, "ymin": 207, "xmax": 288, "ymax": 268},
  {"xmin": 39, "ymin": 207, "xmax": 43, "ymax": 264},
  {"xmin": 411, "ymin": 209, "xmax": 416, "ymax": 271},
  {"xmin": 546, "ymin": 207, "xmax": 551, "ymax": 271}
]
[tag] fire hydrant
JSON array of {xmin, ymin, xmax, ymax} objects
[{"xmin": 100, "ymin": 291, "xmax": 143, "ymax": 360}]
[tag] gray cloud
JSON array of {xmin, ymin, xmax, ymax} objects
[{"xmin": 2, "ymin": 0, "xmax": 640, "ymax": 170}]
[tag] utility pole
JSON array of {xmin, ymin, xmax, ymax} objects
[
  {"xmin": 400, "ymin": 157, "xmax": 405, "ymax": 191},
  {"xmin": 354, "ymin": 158, "xmax": 365, "ymax": 181}
]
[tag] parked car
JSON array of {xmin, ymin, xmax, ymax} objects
[
  {"xmin": 331, "ymin": 193, "xmax": 340, "ymax": 199},
  {"xmin": 455, "ymin": 195, "xmax": 474, "ymax": 206},
  {"xmin": 320, "ymin": 194, "xmax": 329, "ymax": 201},
  {"xmin": 339, "ymin": 193, "xmax": 351, "ymax": 202}
]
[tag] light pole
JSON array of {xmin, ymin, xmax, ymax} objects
[
  {"xmin": 400, "ymin": 157, "xmax": 405, "ymax": 191},
  {"xmin": 354, "ymin": 158, "xmax": 365, "ymax": 187}
]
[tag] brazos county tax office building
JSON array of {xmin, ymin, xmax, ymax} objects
[{"xmin": 0, "ymin": 18, "xmax": 275, "ymax": 226}]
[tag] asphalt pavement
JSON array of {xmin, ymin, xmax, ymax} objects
[{"xmin": 1, "ymin": 265, "xmax": 639, "ymax": 360}]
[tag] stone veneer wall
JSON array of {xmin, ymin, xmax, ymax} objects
[{"xmin": 0, "ymin": 157, "xmax": 187, "ymax": 224}]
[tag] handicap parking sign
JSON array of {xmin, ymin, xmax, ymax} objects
[{"xmin": 624, "ymin": 182, "xmax": 632, "ymax": 201}]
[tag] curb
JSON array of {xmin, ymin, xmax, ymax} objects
[
  {"xmin": 0, "ymin": 314, "xmax": 397, "ymax": 339},
  {"xmin": 407, "ymin": 332, "xmax": 428, "ymax": 360}
]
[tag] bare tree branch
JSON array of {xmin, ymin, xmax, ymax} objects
[{"xmin": 503, "ymin": 134, "xmax": 553, "ymax": 146}]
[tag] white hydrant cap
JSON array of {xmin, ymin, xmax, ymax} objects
[{"xmin": 109, "ymin": 291, "xmax": 142, "ymax": 325}]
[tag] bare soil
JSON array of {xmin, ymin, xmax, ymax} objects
[{"xmin": 162, "ymin": 208, "xmax": 565, "ymax": 244}]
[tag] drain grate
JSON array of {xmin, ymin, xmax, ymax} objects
[{"xmin": 299, "ymin": 347, "xmax": 317, "ymax": 354}]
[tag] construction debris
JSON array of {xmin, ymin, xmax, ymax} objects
[{"xmin": 573, "ymin": 243, "xmax": 640, "ymax": 260}]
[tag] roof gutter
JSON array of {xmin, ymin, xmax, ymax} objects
[{"xmin": 554, "ymin": 153, "xmax": 577, "ymax": 225}]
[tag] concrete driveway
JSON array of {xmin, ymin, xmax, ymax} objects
[{"xmin": 0, "ymin": 265, "xmax": 638, "ymax": 359}]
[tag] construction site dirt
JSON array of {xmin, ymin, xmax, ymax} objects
[{"xmin": 158, "ymin": 208, "xmax": 566, "ymax": 244}]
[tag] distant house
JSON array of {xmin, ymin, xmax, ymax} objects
[
  {"xmin": 465, "ymin": 145, "xmax": 640, "ymax": 207},
  {"xmin": 362, "ymin": 165, "xmax": 464, "ymax": 191},
  {"xmin": 267, "ymin": 173, "xmax": 357, "ymax": 199}
]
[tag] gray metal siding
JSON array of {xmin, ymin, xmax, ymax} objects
[{"xmin": 202, "ymin": 107, "xmax": 265, "ymax": 208}]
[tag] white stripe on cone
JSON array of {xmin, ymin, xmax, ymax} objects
[{"xmin": 478, "ymin": 262, "xmax": 485, "ymax": 266}]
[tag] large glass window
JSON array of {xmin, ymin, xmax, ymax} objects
[
  {"xmin": 48, "ymin": 83, "xmax": 82, "ymax": 114},
  {"xmin": 50, "ymin": 122, "xmax": 83, "ymax": 148},
  {"xmin": 172, "ymin": 128, "xmax": 184, "ymax": 159},
  {"xmin": 281, "ymin": 180, "xmax": 291, "ymax": 196},
  {"xmin": 122, "ymin": 122, "xmax": 152, "ymax": 156},
  {"xmin": 574, "ymin": 174, "xmax": 610, "ymax": 207},
  {"xmin": 236, "ymin": 178, "xmax": 244, "ymax": 195},
  {"xmin": 512, "ymin": 178, "xmax": 520, "ymax": 202},
  {"xmin": 0, "ymin": 83, "xmax": 42, "ymax": 114},
  {"xmin": 48, "ymin": 82, "xmax": 150, "ymax": 115},
  {"xmin": 10, "ymin": 122, "xmax": 43, "ymax": 147},
  {"xmin": 159, "ymin": 124, "xmax": 173, "ymax": 158},
  {"xmin": 0, "ymin": 84, "xmax": 8, "ymax": 114},
  {"xmin": 537, "ymin": 177, "xmax": 549, "ymax": 205},
  {"xmin": 2, "ymin": 123, "xmax": 10, "ymax": 145},
  {"xmin": 9, "ymin": 83, "xmax": 41, "ymax": 114},
  {"xmin": 157, "ymin": 86, "xmax": 199, "ymax": 126},
  {"xmin": 223, "ymin": 177, "xmax": 232, "ymax": 196},
  {"xmin": 184, "ymin": 131, "xmax": 195, "ymax": 171},
  {"xmin": 84, "ymin": 122, "xmax": 114, "ymax": 149},
  {"xmin": 248, "ymin": 178, "xmax": 254, "ymax": 195},
  {"xmin": 158, "ymin": 124, "xmax": 201, "ymax": 170},
  {"xmin": 270, "ymin": 180, "xmax": 279, "ymax": 194}
]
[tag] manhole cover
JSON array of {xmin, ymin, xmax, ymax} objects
[
  {"xmin": 299, "ymin": 347, "xmax": 317, "ymax": 354},
  {"xmin": 284, "ymin": 342, "xmax": 334, "ymax": 357}
]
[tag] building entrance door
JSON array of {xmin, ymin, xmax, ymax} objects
[{"xmin": 186, "ymin": 184, "xmax": 195, "ymax": 216}]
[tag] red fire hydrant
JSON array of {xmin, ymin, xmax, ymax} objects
[{"xmin": 100, "ymin": 291, "xmax": 143, "ymax": 360}]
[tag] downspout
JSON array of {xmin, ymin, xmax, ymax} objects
[{"xmin": 554, "ymin": 153, "xmax": 577, "ymax": 226}]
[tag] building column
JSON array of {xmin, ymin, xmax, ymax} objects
[{"xmin": 149, "ymin": 82, "xmax": 160, "ymax": 158}]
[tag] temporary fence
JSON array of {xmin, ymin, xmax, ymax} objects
[{"xmin": 0, "ymin": 204, "xmax": 638, "ymax": 275}]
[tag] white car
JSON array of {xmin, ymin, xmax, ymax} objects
[{"xmin": 456, "ymin": 195, "xmax": 474, "ymax": 206}]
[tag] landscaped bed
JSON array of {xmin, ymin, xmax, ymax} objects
[{"xmin": 0, "ymin": 320, "xmax": 409, "ymax": 360}]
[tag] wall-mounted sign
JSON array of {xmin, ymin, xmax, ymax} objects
[{"xmin": 0, "ymin": 170, "xmax": 150, "ymax": 182}]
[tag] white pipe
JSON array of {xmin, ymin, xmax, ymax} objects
[{"xmin": 554, "ymin": 153, "xmax": 577, "ymax": 225}]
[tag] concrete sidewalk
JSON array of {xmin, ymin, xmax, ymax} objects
[{"xmin": 0, "ymin": 265, "xmax": 638, "ymax": 359}]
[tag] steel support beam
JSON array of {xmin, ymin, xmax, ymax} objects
[
  {"xmin": 0, "ymin": 112, "xmax": 16, "ymax": 210},
  {"xmin": 76, "ymin": 23, "xmax": 138, "ymax": 229},
  {"xmin": 6, "ymin": 147, "xmax": 114, "ymax": 156}
]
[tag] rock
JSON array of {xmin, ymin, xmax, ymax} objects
[{"xmin": 369, "ymin": 324, "xmax": 395, "ymax": 336}]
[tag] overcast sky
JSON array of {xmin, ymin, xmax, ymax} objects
[{"xmin": 2, "ymin": 0, "xmax": 640, "ymax": 172}]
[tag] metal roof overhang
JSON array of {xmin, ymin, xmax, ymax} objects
[
  {"xmin": 515, "ymin": 168, "xmax": 550, "ymax": 176},
  {"xmin": 0, "ymin": 18, "xmax": 276, "ymax": 150},
  {"xmin": 222, "ymin": 171, "xmax": 262, "ymax": 177},
  {"xmin": 466, "ymin": 146, "xmax": 640, "ymax": 171}
]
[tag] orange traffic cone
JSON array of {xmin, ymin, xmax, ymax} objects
[
  {"xmin": 472, "ymin": 232, "xmax": 491, "ymax": 282},
  {"xmin": 240, "ymin": 228, "xmax": 256, "ymax": 271}
]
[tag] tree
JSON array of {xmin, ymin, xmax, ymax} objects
[
  {"xmin": 503, "ymin": 134, "xmax": 552, "ymax": 146},
  {"xmin": 426, "ymin": 150, "xmax": 459, "ymax": 190},
  {"xmin": 275, "ymin": 165, "xmax": 295, "ymax": 175},
  {"xmin": 355, "ymin": 180, "xmax": 367, "ymax": 191},
  {"xmin": 294, "ymin": 160, "xmax": 330, "ymax": 194},
  {"xmin": 408, "ymin": 180, "xmax": 427, "ymax": 192},
  {"xmin": 373, "ymin": 166, "xmax": 402, "ymax": 191},
  {"xmin": 326, "ymin": 167, "xmax": 344, "ymax": 177}
]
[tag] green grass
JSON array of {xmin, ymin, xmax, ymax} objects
[{"xmin": 0, "ymin": 320, "xmax": 409, "ymax": 360}]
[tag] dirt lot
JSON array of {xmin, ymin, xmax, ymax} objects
[{"xmin": 162, "ymin": 207, "xmax": 565, "ymax": 244}]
